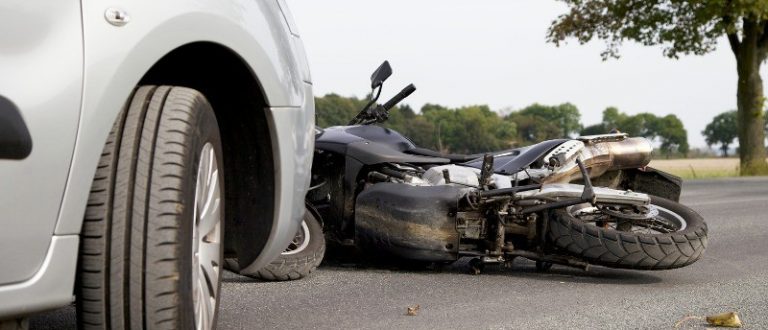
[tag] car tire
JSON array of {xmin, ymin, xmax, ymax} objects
[
  {"xmin": 253, "ymin": 210, "xmax": 325, "ymax": 281},
  {"xmin": 76, "ymin": 86, "xmax": 224, "ymax": 329},
  {"xmin": 0, "ymin": 318, "xmax": 28, "ymax": 330}
]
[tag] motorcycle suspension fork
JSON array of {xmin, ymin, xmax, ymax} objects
[
  {"xmin": 480, "ymin": 153, "xmax": 507, "ymax": 258},
  {"xmin": 492, "ymin": 211, "xmax": 505, "ymax": 257}
]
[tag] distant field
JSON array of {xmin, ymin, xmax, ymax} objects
[{"xmin": 649, "ymin": 158, "xmax": 741, "ymax": 179}]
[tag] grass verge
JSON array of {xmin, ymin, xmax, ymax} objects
[{"xmin": 648, "ymin": 158, "xmax": 742, "ymax": 179}]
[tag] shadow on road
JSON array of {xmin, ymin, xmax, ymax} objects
[
  {"xmin": 232, "ymin": 255, "xmax": 664, "ymax": 286},
  {"xmin": 474, "ymin": 259, "xmax": 663, "ymax": 285}
]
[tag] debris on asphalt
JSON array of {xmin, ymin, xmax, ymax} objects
[
  {"xmin": 706, "ymin": 312, "xmax": 742, "ymax": 328},
  {"xmin": 674, "ymin": 312, "xmax": 742, "ymax": 328},
  {"xmin": 406, "ymin": 304, "xmax": 421, "ymax": 316}
]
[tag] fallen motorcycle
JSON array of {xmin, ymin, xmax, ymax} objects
[{"xmin": 256, "ymin": 61, "xmax": 708, "ymax": 280}]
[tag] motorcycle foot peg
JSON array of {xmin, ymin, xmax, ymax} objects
[
  {"xmin": 481, "ymin": 256, "xmax": 504, "ymax": 264},
  {"xmin": 468, "ymin": 258, "xmax": 484, "ymax": 275},
  {"xmin": 503, "ymin": 257, "xmax": 516, "ymax": 269}
]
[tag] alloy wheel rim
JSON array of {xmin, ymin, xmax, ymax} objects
[
  {"xmin": 192, "ymin": 143, "xmax": 221, "ymax": 330},
  {"xmin": 282, "ymin": 220, "xmax": 310, "ymax": 255}
]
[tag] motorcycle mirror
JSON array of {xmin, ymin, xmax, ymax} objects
[{"xmin": 370, "ymin": 61, "xmax": 392, "ymax": 89}]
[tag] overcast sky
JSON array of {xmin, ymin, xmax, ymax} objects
[{"xmin": 287, "ymin": 0, "xmax": 768, "ymax": 148}]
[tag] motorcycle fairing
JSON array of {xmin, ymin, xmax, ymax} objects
[
  {"xmin": 355, "ymin": 183, "xmax": 462, "ymax": 261},
  {"xmin": 313, "ymin": 125, "xmax": 449, "ymax": 234},
  {"xmin": 461, "ymin": 139, "xmax": 568, "ymax": 175}
]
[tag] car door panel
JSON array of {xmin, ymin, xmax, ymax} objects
[{"xmin": 0, "ymin": 1, "xmax": 83, "ymax": 285}]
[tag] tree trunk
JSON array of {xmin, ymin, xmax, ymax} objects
[
  {"xmin": 721, "ymin": 145, "xmax": 729, "ymax": 158},
  {"xmin": 735, "ymin": 21, "xmax": 768, "ymax": 175},
  {"xmin": 436, "ymin": 123, "xmax": 444, "ymax": 152}
]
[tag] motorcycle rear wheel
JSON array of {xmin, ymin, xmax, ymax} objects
[{"xmin": 548, "ymin": 196, "xmax": 707, "ymax": 270}]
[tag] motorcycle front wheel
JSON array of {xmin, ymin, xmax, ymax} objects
[
  {"xmin": 253, "ymin": 211, "xmax": 325, "ymax": 281},
  {"xmin": 548, "ymin": 196, "xmax": 708, "ymax": 270}
]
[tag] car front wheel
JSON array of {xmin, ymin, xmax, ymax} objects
[{"xmin": 77, "ymin": 86, "xmax": 224, "ymax": 329}]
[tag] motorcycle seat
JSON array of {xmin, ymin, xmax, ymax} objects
[
  {"xmin": 404, "ymin": 147, "xmax": 484, "ymax": 162},
  {"xmin": 405, "ymin": 139, "xmax": 568, "ymax": 173},
  {"xmin": 461, "ymin": 139, "xmax": 568, "ymax": 174}
]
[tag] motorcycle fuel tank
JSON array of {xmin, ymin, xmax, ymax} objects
[
  {"xmin": 315, "ymin": 125, "xmax": 413, "ymax": 150},
  {"xmin": 315, "ymin": 125, "xmax": 449, "ymax": 164}
]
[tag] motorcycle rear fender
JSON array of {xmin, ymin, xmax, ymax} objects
[
  {"xmin": 590, "ymin": 167, "xmax": 682, "ymax": 202},
  {"xmin": 619, "ymin": 167, "xmax": 683, "ymax": 202}
]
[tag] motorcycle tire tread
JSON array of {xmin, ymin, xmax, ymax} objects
[
  {"xmin": 253, "ymin": 212, "xmax": 325, "ymax": 281},
  {"xmin": 548, "ymin": 196, "xmax": 708, "ymax": 270},
  {"xmin": 253, "ymin": 244, "xmax": 325, "ymax": 281}
]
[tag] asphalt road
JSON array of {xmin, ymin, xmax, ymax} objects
[{"xmin": 32, "ymin": 177, "xmax": 768, "ymax": 329}]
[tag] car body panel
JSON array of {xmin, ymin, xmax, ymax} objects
[
  {"xmin": 0, "ymin": 236, "xmax": 78, "ymax": 317},
  {"xmin": 0, "ymin": 0, "xmax": 313, "ymax": 318},
  {"xmin": 0, "ymin": 0, "xmax": 83, "ymax": 285},
  {"xmin": 242, "ymin": 84, "xmax": 315, "ymax": 273},
  {"xmin": 57, "ymin": 0, "xmax": 308, "ymax": 235}
]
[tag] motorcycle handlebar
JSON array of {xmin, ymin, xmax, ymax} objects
[{"xmin": 382, "ymin": 84, "xmax": 416, "ymax": 110}]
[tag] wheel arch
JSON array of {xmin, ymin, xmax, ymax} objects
[{"xmin": 138, "ymin": 41, "xmax": 278, "ymax": 266}]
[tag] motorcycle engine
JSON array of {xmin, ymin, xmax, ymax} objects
[{"xmin": 422, "ymin": 164, "xmax": 513, "ymax": 189}]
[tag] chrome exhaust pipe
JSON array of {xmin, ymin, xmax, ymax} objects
[
  {"xmin": 596, "ymin": 136, "xmax": 653, "ymax": 169},
  {"xmin": 543, "ymin": 137, "xmax": 652, "ymax": 183}
]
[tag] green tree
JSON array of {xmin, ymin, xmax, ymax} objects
[
  {"xmin": 580, "ymin": 123, "xmax": 608, "ymax": 136},
  {"xmin": 384, "ymin": 104, "xmax": 438, "ymax": 149},
  {"xmin": 654, "ymin": 114, "xmax": 689, "ymax": 158},
  {"xmin": 505, "ymin": 103, "xmax": 582, "ymax": 145},
  {"xmin": 315, "ymin": 96, "xmax": 519, "ymax": 154},
  {"xmin": 702, "ymin": 111, "xmax": 738, "ymax": 157},
  {"xmin": 624, "ymin": 113, "xmax": 660, "ymax": 139},
  {"xmin": 581, "ymin": 107, "xmax": 657, "ymax": 138},
  {"xmin": 314, "ymin": 93, "xmax": 366, "ymax": 127},
  {"xmin": 549, "ymin": 0, "xmax": 768, "ymax": 174},
  {"xmin": 423, "ymin": 104, "xmax": 516, "ymax": 153},
  {"xmin": 582, "ymin": 107, "xmax": 689, "ymax": 157},
  {"xmin": 507, "ymin": 113, "xmax": 563, "ymax": 145},
  {"xmin": 602, "ymin": 106, "xmax": 625, "ymax": 130},
  {"xmin": 421, "ymin": 103, "xmax": 457, "ymax": 152},
  {"xmin": 518, "ymin": 103, "xmax": 582, "ymax": 138}
]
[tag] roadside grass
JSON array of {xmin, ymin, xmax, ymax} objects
[{"xmin": 649, "ymin": 158, "xmax": 741, "ymax": 179}]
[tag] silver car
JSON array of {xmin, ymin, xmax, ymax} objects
[{"xmin": 0, "ymin": 0, "xmax": 314, "ymax": 328}]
